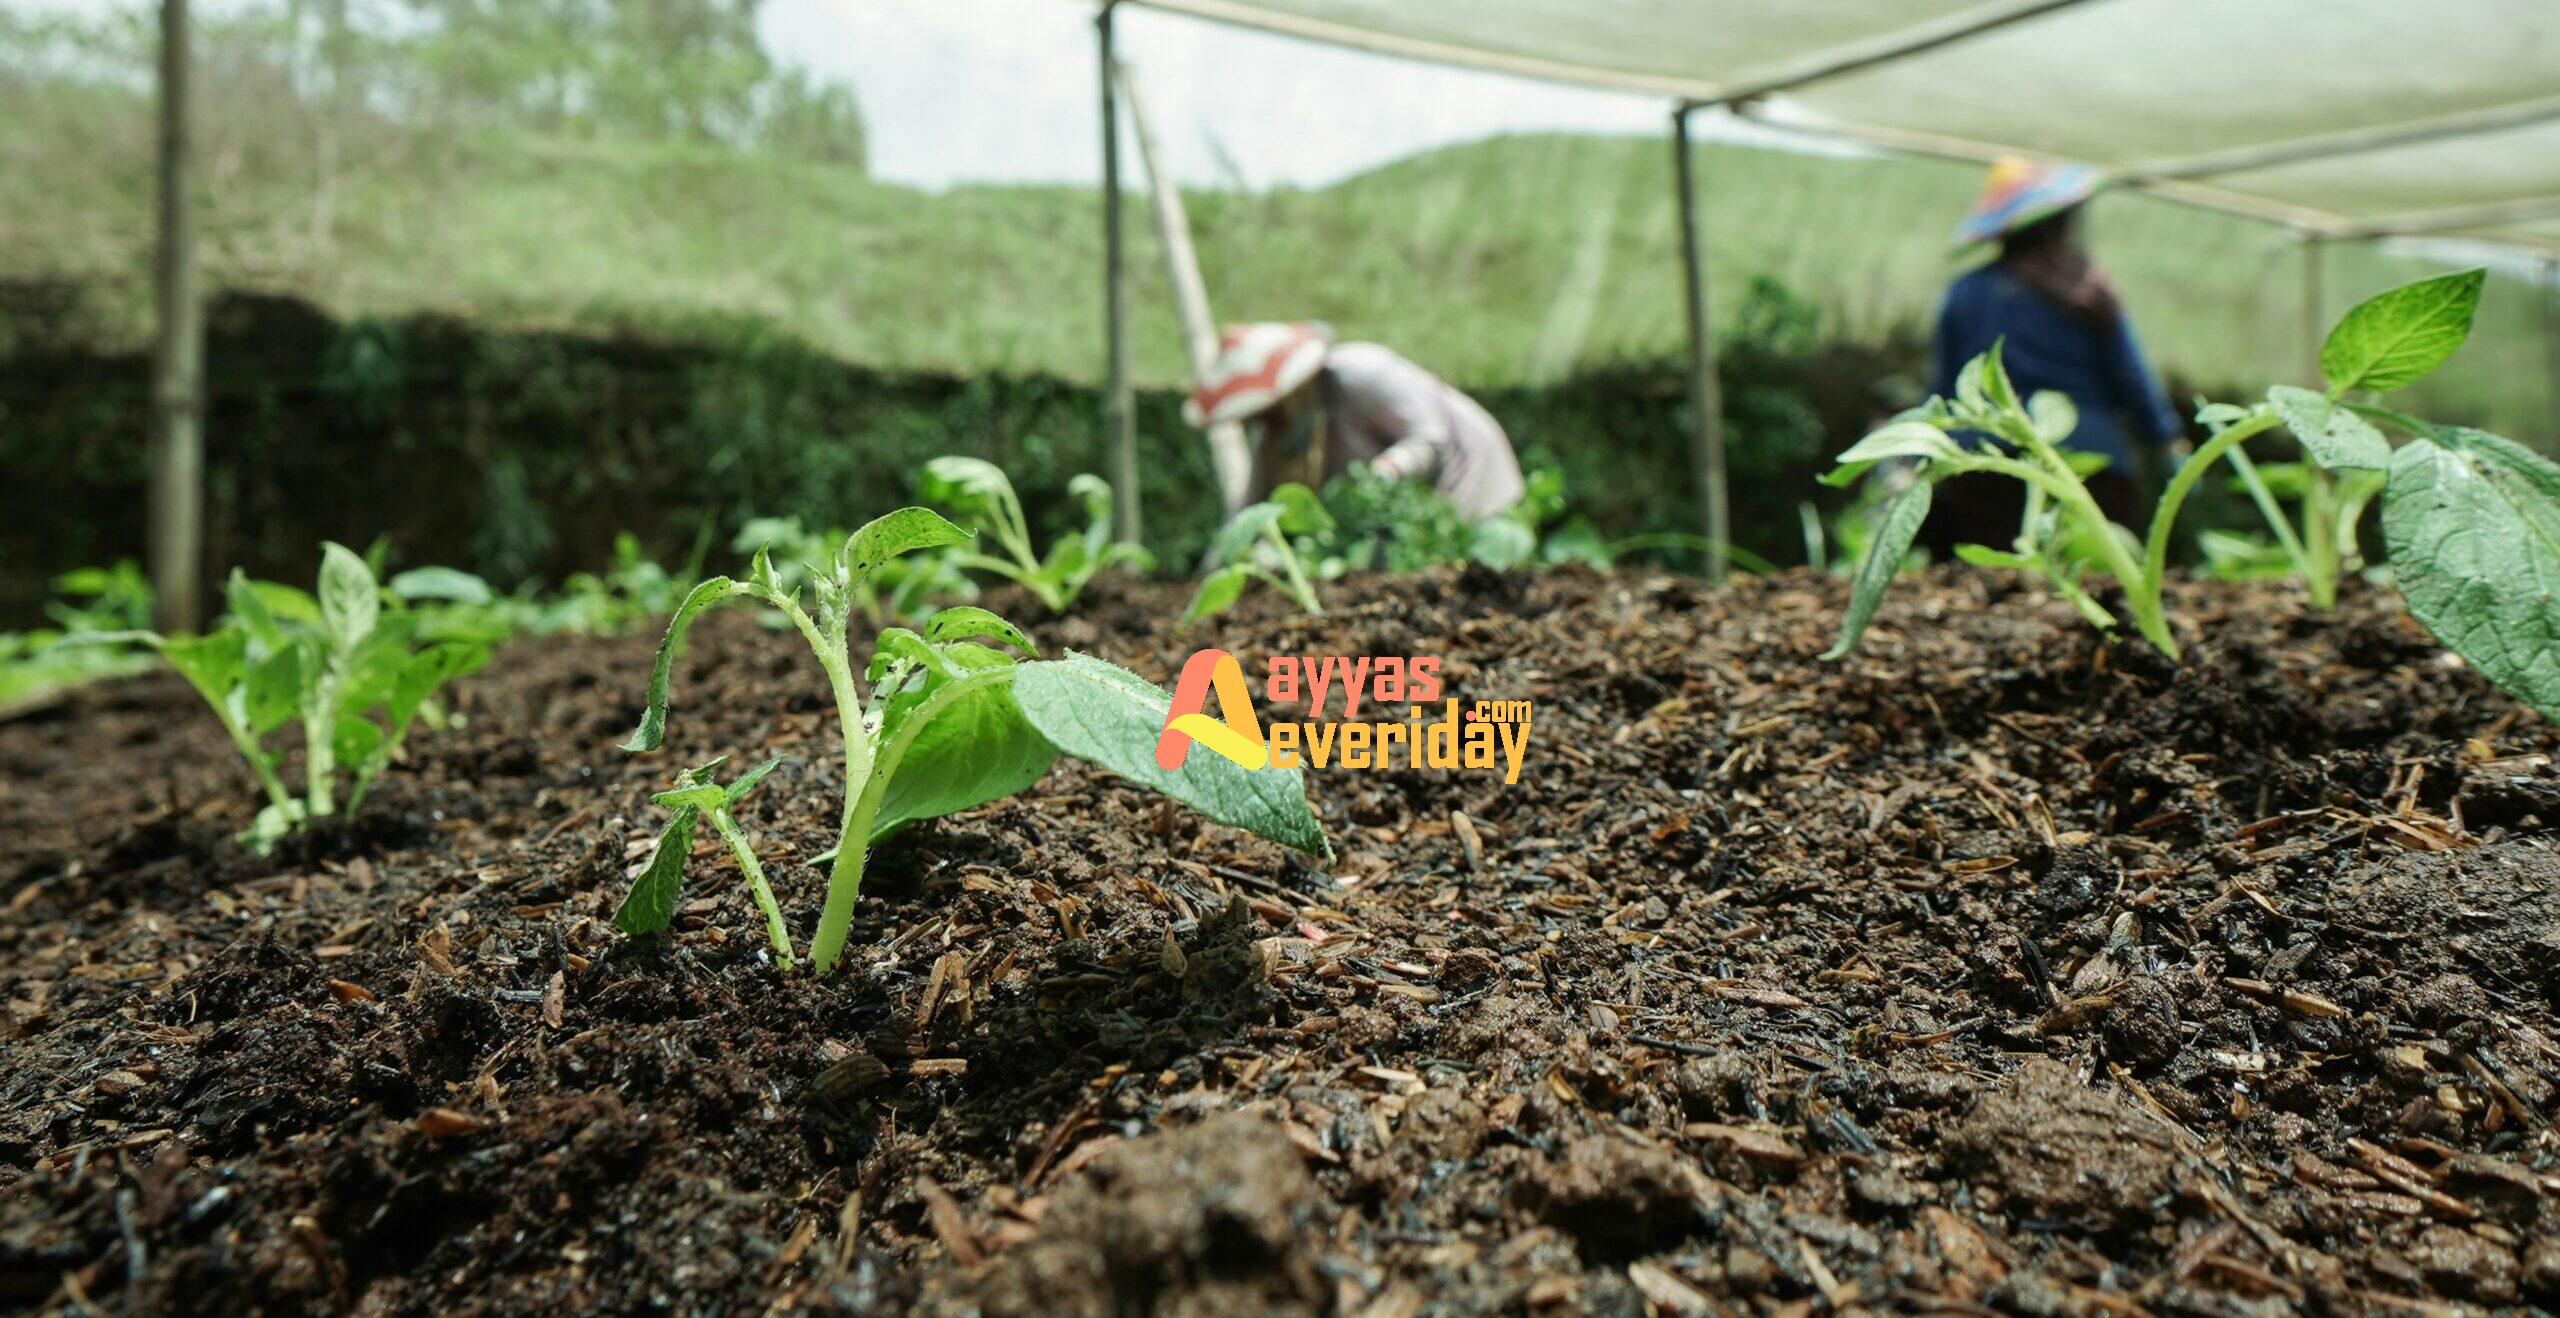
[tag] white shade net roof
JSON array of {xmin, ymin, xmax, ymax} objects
[{"xmin": 1125, "ymin": 0, "xmax": 2560, "ymax": 254}]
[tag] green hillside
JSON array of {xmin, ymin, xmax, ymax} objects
[{"xmin": 3, "ymin": 88, "xmax": 2551, "ymax": 441}]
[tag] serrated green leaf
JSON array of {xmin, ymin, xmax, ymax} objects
[
  {"xmin": 318, "ymin": 542, "xmax": 380, "ymax": 655},
  {"xmin": 2381, "ymin": 429, "xmax": 2560, "ymax": 723},
  {"xmin": 1821, "ymin": 480, "xmax": 1932, "ymax": 660},
  {"xmin": 614, "ymin": 805, "xmax": 698, "ymax": 935},
  {"xmin": 2267, "ymin": 385, "xmax": 2391, "ymax": 471},
  {"xmin": 922, "ymin": 605, "xmax": 1034, "ymax": 652},
  {"xmin": 841, "ymin": 508, "xmax": 973, "ymax": 590},
  {"xmin": 1011, "ymin": 652, "xmax": 1328, "ymax": 859},
  {"xmin": 2320, "ymin": 268, "xmax": 2485, "ymax": 395},
  {"xmin": 621, "ymin": 577, "xmax": 746, "ymax": 752},
  {"xmin": 1836, "ymin": 421, "xmax": 1962, "ymax": 468},
  {"xmin": 724, "ymin": 755, "xmax": 783, "ymax": 806},
  {"xmin": 868, "ymin": 647, "xmax": 1058, "ymax": 843},
  {"xmin": 1183, "ymin": 564, "xmax": 1253, "ymax": 622}
]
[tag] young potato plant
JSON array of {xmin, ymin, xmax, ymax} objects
[
  {"xmin": 922, "ymin": 457, "xmax": 1152, "ymax": 613},
  {"xmin": 620, "ymin": 507, "xmax": 1327, "ymax": 974},
  {"xmin": 1828, "ymin": 268, "xmax": 2560, "ymax": 725},
  {"xmin": 83, "ymin": 545, "xmax": 490, "ymax": 851},
  {"xmin": 1185, "ymin": 483, "xmax": 1331, "ymax": 622},
  {"xmin": 615, "ymin": 755, "xmax": 795, "ymax": 966}
]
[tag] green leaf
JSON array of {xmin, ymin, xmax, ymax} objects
[
  {"xmin": 2194, "ymin": 401, "xmax": 2251, "ymax": 430},
  {"xmin": 920, "ymin": 456, "xmax": 1014, "ymax": 521},
  {"xmin": 923, "ymin": 605, "xmax": 1034, "ymax": 653},
  {"xmin": 1213, "ymin": 502, "xmax": 1287, "ymax": 564},
  {"xmin": 1820, "ymin": 480, "xmax": 1932, "ymax": 661},
  {"xmin": 2268, "ymin": 385, "xmax": 2391, "ymax": 471},
  {"xmin": 226, "ymin": 570, "xmax": 291, "ymax": 650},
  {"xmin": 2027, "ymin": 392, "xmax": 2078, "ymax": 445},
  {"xmin": 2319, "ymin": 268, "xmax": 2485, "ymax": 395},
  {"xmin": 242, "ymin": 646, "xmax": 304, "ymax": 735},
  {"xmin": 387, "ymin": 566, "xmax": 493, "ymax": 605},
  {"xmin": 725, "ymin": 755, "xmax": 783, "ymax": 806},
  {"xmin": 869, "ymin": 648, "xmax": 1058, "ymax": 842},
  {"xmin": 841, "ymin": 508, "xmax": 973, "ymax": 590},
  {"xmin": 318, "ymin": 542, "xmax": 380, "ymax": 655},
  {"xmin": 1836, "ymin": 421, "xmax": 1963, "ymax": 468},
  {"xmin": 332, "ymin": 714, "xmax": 384, "ymax": 777},
  {"xmin": 2381, "ymin": 429, "xmax": 2560, "ymax": 722},
  {"xmin": 1269, "ymin": 482, "xmax": 1335, "ymax": 536},
  {"xmin": 1183, "ymin": 565, "xmax": 1253, "ymax": 622},
  {"xmin": 1468, "ymin": 517, "xmax": 1535, "ymax": 569},
  {"xmin": 157, "ymin": 628, "xmax": 249, "ymax": 710},
  {"xmin": 621, "ymin": 576, "xmax": 746, "ymax": 752},
  {"xmin": 614, "ymin": 805, "xmax": 699, "ymax": 936},
  {"xmin": 1068, "ymin": 471, "xmax": 1115, "ymax": 556},
  {"xmin": 1952, "ymin": 543, "xmax": 2036, "ymax": 570},
  {"xmin": 1011, "ymin": 652, "xmax": 1329, "ymax": 859}
]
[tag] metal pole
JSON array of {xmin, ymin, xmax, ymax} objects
[
  {"xmin": 150, "ymin": 0, "xmax": 204, "ymax": 632},
  {"xmin": 1098, "ymin": 3, "xmax": 1141, "ymax": 546},
  {"xmin": 1671, "ymin": 104, "xmax": 1730, "ymax": 584},
  {"xmin": 2301, "ymin": 235, "xmax": 2324, "ymax": 381}
]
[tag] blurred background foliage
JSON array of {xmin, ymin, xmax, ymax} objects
[{"xmin": 0, "ymin": 1, "xmax": 2547, "ymax": 621}]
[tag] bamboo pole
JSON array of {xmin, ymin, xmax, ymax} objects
[
  {"xmin": 1097, "ymin": 3, "xmax": 1141, "ymax": 545},
  {"xmin": 1672, "ymin": 104, "xmax": 1730, "ymax": 584},
  {"xmin": 150, "ymin": 0, "xmax": 205, "ymax": 632},
  {"xmin": 1114, "ymin": 59, "xmax": 1252, "ymax": 514}
]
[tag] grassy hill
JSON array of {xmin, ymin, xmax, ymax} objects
[{"xmin": 3, "ymin": 105, "xmax": 2552, "ymax": 442}]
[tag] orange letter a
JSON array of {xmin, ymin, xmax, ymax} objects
[{"xmin": 1157, "ymin": 649, "xmax": 1268, "ymax": 770}]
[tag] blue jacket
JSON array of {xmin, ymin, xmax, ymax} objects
[{"xmin": 1932, "ymin": 264, "xmax": 2183, "ymax": 474}]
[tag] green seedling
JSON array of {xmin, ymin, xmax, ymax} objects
[
  {"xmin": 81, "ymin": 544, "xmax": 489, "ymax": 851},
  {"xmin": 1185, "ymin": 483, "xmax": 1331, "ymax": 622},
  {"xmin": 2204, "ymin": 452, "xmax": 2383, "ymax": 606},
  {"xmin": 622, "ymin": 506, "xmax": 1327, "ymax": 974},
  {"xmin": 734, "ymin": 514, "xmax": 975, "ymax": 627},
  {"xmin": 922, "ymin": 457, "xmax": 1152, "ymax": 613},
  {"xmin": 615, "ymin": 755, "xmax": 794, "ymax": 966},
  {"xmin": 1826, "ymin": 268, "xmax": 2560, "ymax": 726}
]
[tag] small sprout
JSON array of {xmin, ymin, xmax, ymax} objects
[
  {"xmin": 75, "ymin": 544, "xmax": 489, "ymax": 853},
  {"xmin": 1185, "ymin": 483, "xmax": 1330, "ymax": 622},
  {"xmin": 922, "ymin": 457, "xmax": 1152, "ymax": 613},
  {"xmin": 622, "ymin": 503, "xmax": 1327, "ymax": 974},
  {"xmin": 616, "ymin": 755, "xmax": 793, "ymax": 966}
]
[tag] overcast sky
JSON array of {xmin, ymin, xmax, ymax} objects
[{"xmin": 764, "ymin": 0, "xmax": 1694, "ymax": 190}]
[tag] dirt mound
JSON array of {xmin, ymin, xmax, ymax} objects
[{"xmin": 4, "ymin": 567, "xmax": 2557, "ymax": 1312}]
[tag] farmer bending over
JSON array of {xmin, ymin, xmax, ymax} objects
[
  {"xmin": 1921, "ymin": 159, "xmax": 2185, "ymax": 558},
  {"xmin": 1186, "ymin": 322, "xmax": 1524, "ymax": 519}
]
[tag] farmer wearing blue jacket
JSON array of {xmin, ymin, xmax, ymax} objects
[{"xmin": 1922, "ymin": 159, "xmax": 2186, "ymax": 557}]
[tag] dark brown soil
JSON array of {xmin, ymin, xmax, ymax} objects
[{"xmin": 5, "ymin": 567, "xmax": 2558, "ymax": 1314}]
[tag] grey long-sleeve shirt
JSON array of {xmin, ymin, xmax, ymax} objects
[{"xmin": 1251, "ymin": 342, "xmax": 1525, "ymax": 519}]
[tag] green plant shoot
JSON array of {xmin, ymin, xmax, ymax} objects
[
  {"xmin": 615, "ymin": 755, "xmax": 794, "ymax": 965},
  {"xmin": 922, "ymin": 457, "xmax": 1152, "ymax": 613},
  {"xmin": 1184, "ymin": 483, "xmax": 1331, "ymax": 622},
  {"xmin": 79, "ymin": 544, "xmax": 490, "ymax": 852},
  {"xmin": 1824, "ymin": 268, "xmax": 2560, "ymax": 728},
  {"xmin": 621, "ymin": 506, "xmax": 1327, "ymax": 974}
]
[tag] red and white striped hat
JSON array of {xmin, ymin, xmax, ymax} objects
[{"xmin": 1183, "ymin": 321, "xmax": 1332, "ymax": 427}]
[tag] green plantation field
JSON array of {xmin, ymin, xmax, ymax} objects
[{"xmin": 5, "ymin": 94, "xmax": 2551, "ymax": 443}]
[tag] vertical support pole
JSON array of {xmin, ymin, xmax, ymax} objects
[
  {"xmin": 151, "ymin": 0, "xmax": 205, "ymax": 632},
  {"xmin": 1671, "ymin": 103, "xmax": 1730, "ymax": 584},
  {"xmin": 1097, "ymin": 2, "xmax": 1142, "ymax": 546},
  {"xmin": 2300, "ymin": 234, "xmax": 2325, "ymax": 381},
  {"xmin": 2543, "ymin": 257, "xmax": 2559, "ymax": 445}
]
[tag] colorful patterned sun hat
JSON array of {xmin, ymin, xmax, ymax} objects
[
  {"xmin": 1955, "ymin": 157, "xmax": 2101, "ymax": 247},
  {"xmin": 1184, "ymin": 322, "xmax": 1333, "ymax": 427}
]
